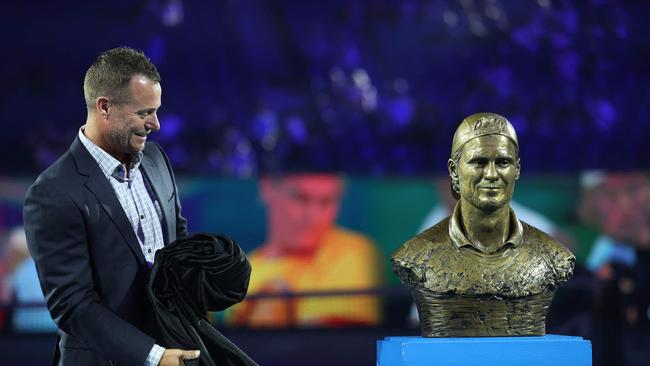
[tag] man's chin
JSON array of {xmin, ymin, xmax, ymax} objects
[
  {"xmin": 129, "ymin": 142, "xmax": 146, "ymax": 154},
  {"xmin": 131, "ymin": 134, "xmax": 148, "ymax": 147},
  {"xmin": 475, "ymin": 199, "xmax": 507, "ymax": 212}
]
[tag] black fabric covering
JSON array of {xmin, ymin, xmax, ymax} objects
[{"xmin": 148, "ymin": 233, "xmax": 257, "ymax": 366}]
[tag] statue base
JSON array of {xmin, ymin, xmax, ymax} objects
[{"xmin": 377, "ymin": 335, "xmax": 591, "ymax": 366}]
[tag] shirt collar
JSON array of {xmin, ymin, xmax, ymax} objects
[
  {"xmin": 448, "ymin": 201, "xmax": 523, "ymax": 252},
  {"xmin": 78, "ymin": 126, "xmax": 142, "ymax": 182}
]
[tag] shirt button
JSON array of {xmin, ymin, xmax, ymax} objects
[
  {"xmin": 148, "ymin": 249, "xmax": 152, "ymax": 253},
  {"xmin": 140, "ymin": 215, "xmax": 144, "ymax": 219}
]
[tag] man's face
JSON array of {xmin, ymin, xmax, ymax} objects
[
  {"xmin": 106, "ymin": 75, "xmax": 161, "ymax": 163},
  {"xmin": 453, "ymin": 134, "xmax": 520, "ymax": 212},
  {"xmin": 261, "ymin": 174, "xmax": 343, "ymax": 255}
]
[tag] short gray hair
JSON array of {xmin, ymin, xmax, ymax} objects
[{"xmin": 83, "ymin": 47, "xmax": 161, "ymax": 110}]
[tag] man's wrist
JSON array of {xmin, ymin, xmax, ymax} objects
[{"xmin": 144, "ymin": 344, "xmax": 166, "ymax": 366}]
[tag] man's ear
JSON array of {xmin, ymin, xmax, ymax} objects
[{"xmin": 96, "ymin": 97, "xmax": 110, "ymax": 118}]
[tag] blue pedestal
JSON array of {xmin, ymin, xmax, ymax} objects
[{"xmin": 377, "ymin": 335, "xmax": 591, "ymax": 366}]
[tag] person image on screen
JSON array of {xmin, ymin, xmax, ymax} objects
[{"xmin": 229, "ymin": 173, "xmax": 381, "ymax": 327}]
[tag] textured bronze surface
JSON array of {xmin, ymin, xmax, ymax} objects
[
  {"xmin": 392, "ymin": 112, "xmax": 575, "ymax": 337},
  {"xmin": 413, "ymin": 290, "xmax": 554, "ymax": 337}
]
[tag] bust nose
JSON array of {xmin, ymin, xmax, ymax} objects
[{"xmin": 484, "ymin": 161, "xmax": 498, "ymax": 181}]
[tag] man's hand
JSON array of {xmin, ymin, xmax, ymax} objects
[{"xmin": 159, "ymin": 349, "xmax": 200, "ymax": 366}]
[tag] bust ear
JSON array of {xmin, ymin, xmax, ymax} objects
[
  {"xmin": 447, "ymin": 159, "xmax": 460, "ymax": 200},
  {"xmin": 447, "ymin": 158, "xmax": 458, "ymax": 180},
  {"xmin": 447, "ymin": 158, "xmax": 460, "ymax": 195}
]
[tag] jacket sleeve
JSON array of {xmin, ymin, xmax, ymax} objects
[{"xmin": 23, "ymin": 178, "xmax": 156, "ymax": 365}]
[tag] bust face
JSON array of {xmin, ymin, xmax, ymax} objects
[{"xmin": 455, "ymin": 134, "xmax": 520, "ymax": 213}]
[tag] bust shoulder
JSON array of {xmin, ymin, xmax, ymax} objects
[
  {"xmin": 520, "ymin": 221, "xmax": 575, "ymax": 284},
  {"xmin": 392, "ymin": 217, "xmax": 454, "ymax": 289}
]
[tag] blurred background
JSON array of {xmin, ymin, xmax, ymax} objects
[{"xmin": 1, "ymin": 0, "xmax": 650, "ymax": 365}]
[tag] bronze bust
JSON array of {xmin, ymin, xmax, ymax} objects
[{"xmin": 392, "ymin": 112, "xmax": 575, "ymax": 337}]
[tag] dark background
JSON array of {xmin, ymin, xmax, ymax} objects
[
  {"xmin": 2, "ymin": 1, "xmax": 650, "ymax": 365},
  {"xmin": 2, "ymin": 0, "xmax": 650, "ymax": 177}
]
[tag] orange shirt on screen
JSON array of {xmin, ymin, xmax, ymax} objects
[{"xmin": 228, "ymin": 227, "xmax": 382, "ymax": 327}]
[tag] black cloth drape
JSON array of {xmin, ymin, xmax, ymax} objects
[{"xmin": 148, "ymin": 233, "xmax": 257, "ymax": 366}]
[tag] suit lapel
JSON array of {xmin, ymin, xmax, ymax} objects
[
  {"xmin": 70, "ymin": 137, "xmax": 146, "ymax": 264},
  {"xmin": 140, "ymin": 152, "xmax": 173, "ymax": 245}
]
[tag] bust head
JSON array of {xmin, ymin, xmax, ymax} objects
[{"xmin": 447, "ymin": 113, "xmax": 520, "ymax": 213}]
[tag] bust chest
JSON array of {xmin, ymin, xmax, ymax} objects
[{"xmin": 421, "ymin": 241, "xmax": 556, "ymax": 298}]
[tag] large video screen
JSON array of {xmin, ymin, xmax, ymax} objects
[{"xmin": 2, "ymin": 172, "xmax": 645, "ymax": 332}]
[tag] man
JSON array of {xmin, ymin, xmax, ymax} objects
[
  {"xmin": 228, "ymin": 173, "xmax": 381, "ymax": 327},
  {"xmin": 393, "ymin": 112, "xmax": 574, "ymax": 337},
  {"xmin": 24, "ymin": 47, "xmax": 199, "ymax": 365}
]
